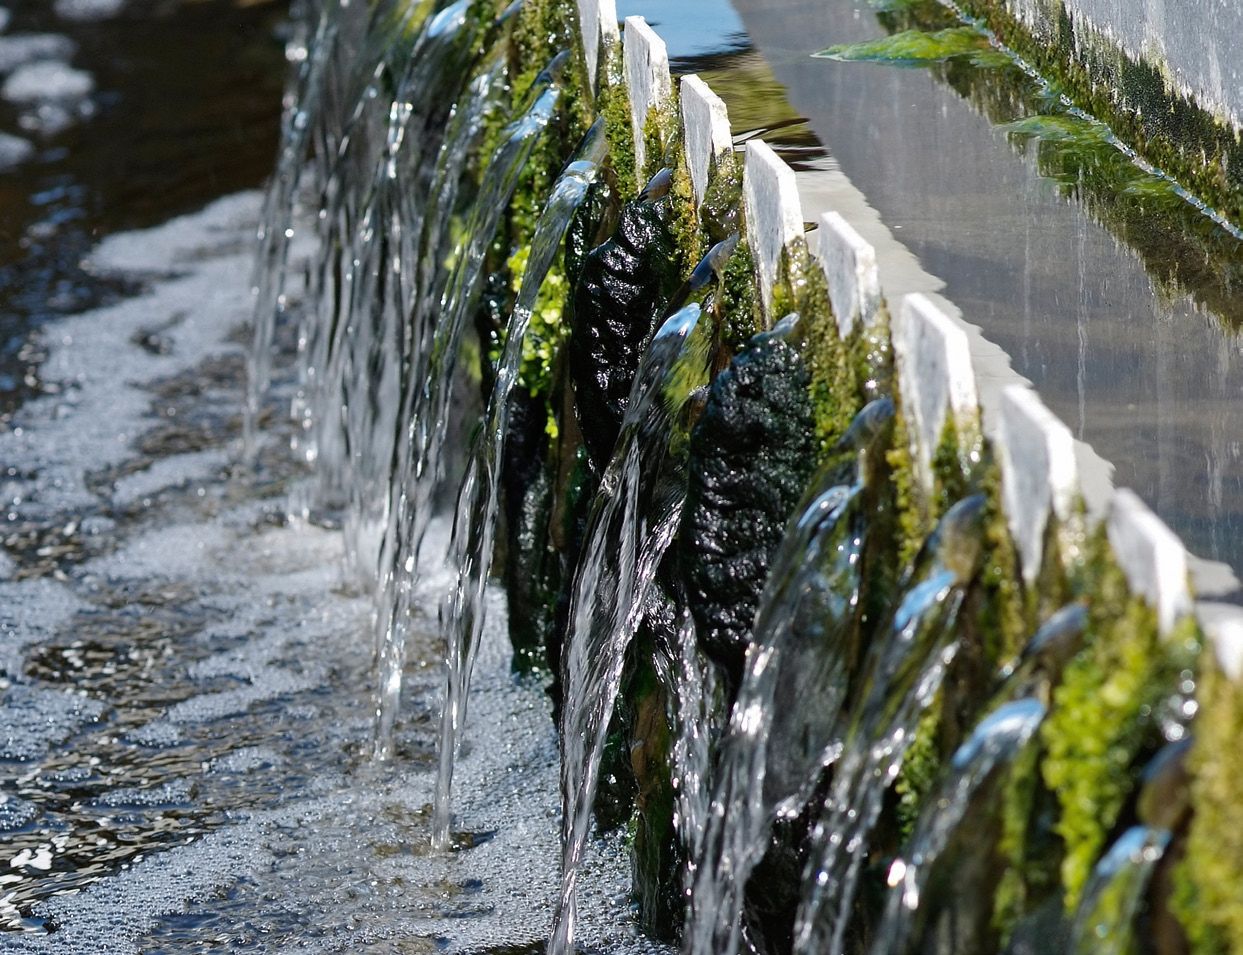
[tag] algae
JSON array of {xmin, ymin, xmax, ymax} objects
[
  {"xmin": 815, "ymin": 26, "xmax": 1011, "ymax": 70},
  {"xmin": 1039, "ymin": 533, "xmax": 1199, "ymax": 909},
  {"xmin": 1172, "ymin": 652, "xmax": 1243, "ymax": 955}
]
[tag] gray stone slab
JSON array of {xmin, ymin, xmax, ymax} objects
[
  {"xmin": 680, "ymin": 74, "xmax": 732, "ymax": 206},
  {"xmin": 622, "ymin": 16, "xmax": 671, "ymax": 184},
  {"xmin": 996, "ymin": 385, "xmax": 1079, "ymax": 584},
  {"xmin": 815, "ymin": 210, "xmax": 881, "ymax": 339},
  {"xmin": 742, "ymin": 139, "xmax": 803, "ymax": 324},
  {"xmin": 893, "ymin": 292, "xmax": 979, "ymax": 493},
  {"xmin": 1106, "ymin": 488, "xmax": 1192, "ymax": 636},
  {"xmin": 577, "ymin": 0, "xmax": 618, "ymax": 94}
]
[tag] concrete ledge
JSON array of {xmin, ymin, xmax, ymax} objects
[
  {"xmin": 743, "ymin": 139, "xmax": 803, "ymax": 325},
  {"xmin": 996, "ymin": 385, "xmax": 1079, "ymax": 584},
  {"xmin": 815, "ymin": 210, "xmax": 881, "ymax": 339},
  {"xmin": 680, "ymin": 75, "xmax": 732, "ymax": 206},
  {"xmin": 577, "ymin": 0, "xmax": 619, "ymax": 94},
  {"xmin": 893, "ymin": 293, "xmax": 980, "ymax": 493},
  {"xmin": 1197, "ymin": 602, "xmax": 1243, "ymax": 681},
  {"xmin": 1106, "ymin": 488, "xmax": 1193, "ymax": 635},
  {"xmin": 622, "ymin": 16, "xmax": 671, "ymax": 183}
]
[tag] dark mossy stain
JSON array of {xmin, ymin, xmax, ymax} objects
[
  {"xmin": 500, "ymin": 387, "xmax": 559, "ymax": 669},
  {"xmin": 678, "ymin": 321, "xmax": 817, "ymax": 691},
  {"xmin": 568, "ymin": 190, "xmax": 683, "ymax": 470},
  {"xmin": 625, "ymin": 640, "xmax": 682, "ymax": 940}
]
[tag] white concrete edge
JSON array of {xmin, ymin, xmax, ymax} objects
[
  {"xmin": 622, "ymin": 16, "xmax": 671, "ymax": 184},
  {"xmin": 1107, "ymin": 488, "xmax": 1194, "ymax": 636},
  {"xmin": 742, "ymin": 139, "xmax": 803, "ymax": 325},
  {"xmin": 996, "ymin": 384, "xmax": 1079, "ymax": 584},
  {"xmin": 577, "ymin": 0, "xmax": 619, "ymax": 95},
  {"xmin": 1196, "ymin": 602, "xmax": 1243, "ymax": 681},
  {"xmin": 892, "ymin": 292, "xmax": 980, "ymax": 493},
  {"xmin": 680, "ymin": 74, "xmax": 732, "ymax": 206},
  {"xmin": 815, "ymin": 210, "xmax": 881, "ymax": 339}
]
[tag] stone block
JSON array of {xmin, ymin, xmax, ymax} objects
[
  {"xmin": 1197, "ymin": 602, "xmax": 1243, "ymax": 681},
  {"xmin": 996, "ymin": 385, "xmax": 1079, "ymax": 583},
  {"xmin": 742, "ymin": 139, "xmax": 803, "ymax": 324},
  {"xmin": 1106, "ymin": 488, "xmax": 1192, "ymax": 635},
  {"xmin": 892, "ymin": 293, "xmax": 979, "ymax": 493},
  {"xmin": 815, "ymin": 210, "xmax": 881, "ymax": 339},
  {"xmin": 623, "ymin": 16, "xmax": 671, "ymax": 182},
  {"xmin": 577, "ymin": 0, "xmax": 619, "ymax": 94},
  {"xmin": 680, "ymin": 74, "xmax": 732, "ymax": 205}
]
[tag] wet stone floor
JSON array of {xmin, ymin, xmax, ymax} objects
[{"xmin": 0, "ymin": 193, "xmax": 651, "ymax": 954}]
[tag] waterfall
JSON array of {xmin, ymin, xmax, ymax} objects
[
  {"xmin": 686, "ymin": 395, "xmax": 894, "ymax": 955},
  {"xmin": 238, "ymin": 2, "xmax": 1223, "ymax": 953},
  {"xmin": 433, "ymin": 118, "xmax": 608, "ymax": 848},
  {"xmin": 373, "ymin": 49, "xmax": 570, "ymax": 759},
  {"xmin": 794, "ymin": 493, "xmax": 989, "ymax": 955},
  {"xmin": 550, "ymin": 303, "xmax": 712, "ymax": 955}
]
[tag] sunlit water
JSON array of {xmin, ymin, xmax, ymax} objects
[{"xmin": 0, "ymin": 194, "xmax": 659, "ymax": 954}]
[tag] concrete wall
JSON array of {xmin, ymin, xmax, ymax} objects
[
  {"xmin": 582, "ymin": 5, "xmax": 1242, "ymax": 667},
  {"xmin": 1008, "ymin": 0, "xmax": 1243, "ymax": 133}
]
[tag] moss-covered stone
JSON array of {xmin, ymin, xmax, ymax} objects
[
  {"xmin": 678, "ymin": 320, "xmax": 817, "ymax": 691},
  {"xmin": 1172, "ymin": 651, "xmax": 1243, "ymax": 955},
  {"xmin": 567, "ymin": 190, "xmax": 683, "ymax": 469},
  {"xmin": 1040, "ymin": 533, "xmax": 1200, "ymax": 909}
]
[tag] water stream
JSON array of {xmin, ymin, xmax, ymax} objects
[
  {"xmin": 433, "ymin": 118, "xmax": 607, "ymax": 847},
  {"xmin": 0, "ymin": 0, "xmax": 1230, "ymax": 951},
  {"xmin": 793, "ymin": 493, "xmax": 989, "ymax": 955},
  {"xmin": 549, "ymin": 302, "xmax": 712, "ymax": 955}
]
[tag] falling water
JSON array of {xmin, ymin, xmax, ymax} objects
[
  {"xmin": 872, "ymin": 698, "xmax": 1048, "ymax": 955},
  {"xmin": 319, "ymin": 0, "xmax": 480, "ymax": 580},
  {"xmin": 686, "ymin": 395, "xmax": 894, "ymax": 955},
  {"xmin": 1069, "ymin": 826, "xmax": 1172, "ymax": 955},
  {"xmin": 549, "ymin": 303, "xmax": 713, "ymax": 955},
  {"xmin": 670, "ymin": 609, "xmax": 720, "ymax": 896},
  {"xmin": 373, "ymin": 50, "xmax": 570, "ymax": 760},
  {"xmin": 869, "ymin": 602, "xmax": 1088, "ymax": 955},
  {"xmin": 793, "ymin": 493, "xmax": 989, "ymax": 955},
  {"xmin": 432, "ymin": 118, "xmax": 609, "ymax": 847},
  {"xmin": 246, "ymin": 0, "xmax": 428, "ymax": 461}
]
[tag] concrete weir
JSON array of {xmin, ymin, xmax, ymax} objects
[{"xmin": 588, "ymin": 6, "xmax": 1241, "ymax": 673}]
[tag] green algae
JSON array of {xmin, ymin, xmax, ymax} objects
[
  {"xmin": 1039, "ymin": 533, "xmax": 1199, "ymax": 909},
  {"xmin": 1172, "ymin": 652, "xmax": 1243, "ymax": 955},
  {"xmin": 494, "ymin": 245, "xmax": 569, "ymax": 399},
  {"xmin": 894, "ymin": 703, "xmax": 944, "ymax": 842},
  {"xmin": 599, "ymin": 79, "xmax": 638, "ymax": 197},
  {"xmin": 815, "ymin": 26, "xmax": 1011, "ymax": 70},
  {"xmin": 958, "ymin": 0, "xmax": 1243, "ymax": 224}
]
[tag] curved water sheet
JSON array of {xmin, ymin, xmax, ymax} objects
[
  {"xmin": 550, "ymin": 304, "xmax": 713, "ymax": 955},
  {"xmin": 685, "ymin": 395, "xmax": 894, "ymax": 955},
  {"xmin": 1069, "ymin": 826, "xmax": 1172, "ymax": 955},
  {"xmin": 793, "ymin": 493, "xmax": 990, "ymax": 955},
  {"xmin": 0, "ymin": 193, "xmax": 666, "ymax": 954},
  {"xmin": 246, "ymin": 0, "xmax": 428, "ymax": 458},
  {"xmin": 871, "ymin": 698, "xmax": 1047, "ymax": 955},
  {"xmin": 433, "ymin": 119, "xmax": 608, "ymax": 848},
  {"xmin": 374, "ymin": 50, "xmax": 569, "ymax": 761},
  {"xmin": 313, "ymin": 0, "xmax": 481, "ymax": 581}
]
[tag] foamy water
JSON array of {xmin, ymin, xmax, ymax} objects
[{"xmin": 0, "ymin": 193, "xmax": 661, "ymax": 953}]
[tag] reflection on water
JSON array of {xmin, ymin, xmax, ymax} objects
[
  {"xmin": 0, "ymin": 0, "xmax": 286, "ymax": 420},
  {"xmin": 732, "ymin": 0, "xmax": 1243, "ymax": 592}
]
